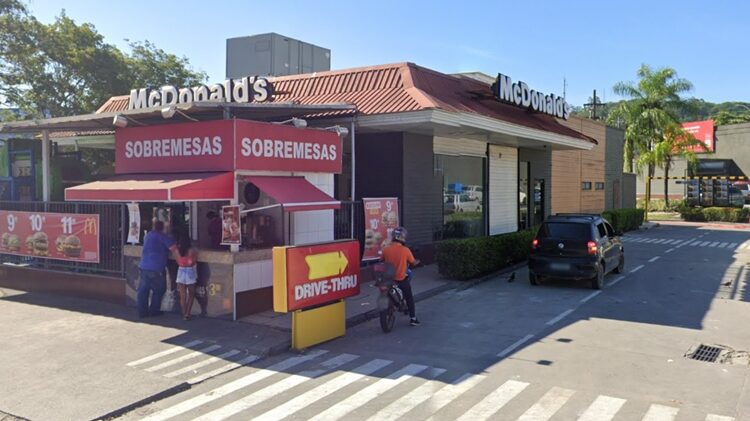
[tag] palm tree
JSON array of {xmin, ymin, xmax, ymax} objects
[{"xmin": 608, "ymin": 65, "xmax": 697, "ymax": 209}]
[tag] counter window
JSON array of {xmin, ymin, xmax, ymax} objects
[{"xmin": 435, "ymin": 154, "xmax": 486, "ymax": 239}]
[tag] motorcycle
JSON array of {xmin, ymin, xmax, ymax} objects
[{"xmin": 374, "ymin": 262, "xmax": 410, "ymax": 333}]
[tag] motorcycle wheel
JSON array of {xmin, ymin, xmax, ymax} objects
[{"xmin": 379, "ymin": 301, "xmax": 396, "ymax": 333}]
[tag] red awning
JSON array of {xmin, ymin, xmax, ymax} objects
[
  {"xmin": 65, "ymin": 172, "xmax": 234, "ymax": 202},
  {"xmin": 244, "ymin": 176, "xmax": 340, "ymax": 212}
]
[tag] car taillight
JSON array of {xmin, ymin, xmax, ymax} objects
[
  {"xmin": 531, "ymin": 238, "xmax": 539, "ymax": 250},
  {"xmin": 587, "ymin": 241, "xmax": 598, "ymax": 255}
]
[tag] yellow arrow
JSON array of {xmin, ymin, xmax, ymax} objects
[{"xmin": 304, "ymin": 251, "xmax": 349, "ymax": 280}]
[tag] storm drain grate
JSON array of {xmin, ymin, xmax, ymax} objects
[{"xmin": 687, "ymin": 344, "xmax": 724, "ymax": 363}]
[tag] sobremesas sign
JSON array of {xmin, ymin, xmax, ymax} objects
[
  {"xmin": 128, "ymin": 76, "xmax": 272, "ymax": 110},
  {"xmin": 493, "ymin": 73, "xmax": 571, "ymax": 120}
]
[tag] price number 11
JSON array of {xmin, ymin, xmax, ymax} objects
[{"xmin": 61, "ymin": 216, "xmax": 75, "ymax": 234}]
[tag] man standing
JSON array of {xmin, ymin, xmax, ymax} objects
[
  {"xmin": 137, "ymin": 220, "xmax": 176, "ymax": 318},
  {"xmin": 206, "ymin": 211, "xmax": 222, "ymax": 249}
]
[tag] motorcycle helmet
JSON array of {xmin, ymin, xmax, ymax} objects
[{"xmin": 391, "ymin": 226, "xmax": 408, "ymax": 243}]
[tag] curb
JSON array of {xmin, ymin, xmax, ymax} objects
[
  {"xmin": 640, "ymin": 222, "xmax": 661, "ymax": 230},
  {"xmin": 94, "ymin": 381, "xmax": 190, "ymax": 420}
]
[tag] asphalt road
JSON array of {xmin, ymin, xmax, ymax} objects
[{"xmin": 119, "ymin": 222, "xmax": 750, "ymax": 420}]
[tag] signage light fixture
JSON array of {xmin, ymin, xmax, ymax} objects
[
  {"xmin": 112, "ymin": 114, "xmax": 145, "ymax": 128},
  {"xmin": 160, "ymin": 106, "xmax": 198, "ymax": 122},
  {"xmin": 323, "ymin": 125, "xmax": 349, "ymax": 137},
  {"xmin": 274, "ymin": 117, "xmax": 308, "ymax": 128}
]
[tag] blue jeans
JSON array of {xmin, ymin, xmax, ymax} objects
[
  {"xmin": 137, "ymin": 269, "xmax": 166, "ymax": 317},
  {"xmin": 396, "ymin": 275, "xmax": 416, "ymax": 318}
]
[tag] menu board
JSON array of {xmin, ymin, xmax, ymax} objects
[
  {"xmin": 362, "ymin": 198, "xmax": 400, "ymax": 261},
  {"xmin": 0, "ymin": 210, "xmax": 100, "ymax": 263}
]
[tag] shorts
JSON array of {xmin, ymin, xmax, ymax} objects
[{"xmin": 176, "ymin": 266, "xmax": 197, "ymax": 285}]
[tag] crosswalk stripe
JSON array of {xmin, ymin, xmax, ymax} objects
[
  {"xmin": 709, "ymin": 242, "xmax": 719, "ymax": 247},
  {"xmin": 253, "ymin": 359, "xmax": 395, "ymax": 421},
  {"xmin": 125, "ymin": 340, "xmax": 203, "ymax": 367},
  {"xmin": 646, "ymin": 239, "xmax": 658, "ymax": 243},
  {"xmin": 144, "ymin": 344, "xmax": 222, "ymax": 372},
  {"xmin": 362, "ymin": 367, "xmax": 447, "ymax": 421},
  {"xmin": 642, "ymin": 403, "xmax": 679, "ymax": 420},
  {"xmin": 649, "ymin": 256, "xmax": 661, "ymax": 263},
  {"xmin": 518, "ymin": 386, "xmax": 575, "ymax": 421},
  {"xmin": 705, "ymin": 414, "xmax": 736, "ymax": 421},
  {"xmin": 691, "ymin": 241, "xmax": 702, "ymax": 246},
  {"xmin": 193, "ymin": 353, "xmax": 359, "ymax": 421},
  {"xmin": 701, "ymin": 241, "xmax": 711, "ymax": 247},
  {"xmin": 140, "ymin": 349, "xmax": 328, "ymax": 421},
  {"xmin": 308, "ymin": 363, "xmax": 429, "ymax": 421},
  {"xmin": 653, "ymin": 239, "xmax": 665, "ymax": 244},
  {"xmin": 663, "ymin": 240, "xmax": 675, "ymax": 245},
  {"xmin": 577, "ymin": 395, "xmax": 626, "ymax": 421},
  {"xmin": 423, "ymin": 373, "xmax": 486, "ymax": 418},
  {"xmin": 163, "ymin": 349, "xmax": 241, "ymax": 378},
  {"xmin": 719, "ymin": 242, "xmax": 728, "ymax": 248},
  {"xmin": 186, "ymin": 353, "xmax": 260, "ymax": 385},
  {"xmin": 728, "ymin": 242, "xmax": 738, "ymax": 249},
  {"xmin": 455, "ymin": 379, "xmax": 529, "ymax": 421}
]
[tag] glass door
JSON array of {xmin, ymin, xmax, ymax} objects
[{"xmin": 518, "ymin": 162, "xmax": 529, "ymax": 230}]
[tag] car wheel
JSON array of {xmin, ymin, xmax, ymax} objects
[
  {"xmin": 590, "ymin": 263, "xmax": 604, "ymax": 290},
  {"xmin": 613, "ymin": 254, "xmax": 625, "ymax": 274},
  {"xmin": 529, "ymin": 271, "xmax": 539, "ymax": 286}
]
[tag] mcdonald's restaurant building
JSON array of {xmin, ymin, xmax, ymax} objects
[{"xmin": 0, "ymin": 62, "xmax": 630, "ymax": 316}]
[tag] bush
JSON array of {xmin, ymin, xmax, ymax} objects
[
  {"xmin": 601, "ymin": 208, "xmax": 645, "ymax": 232},
  {"xmin": 637, "ymin": 198, "xmax": 685, "ymax": 212},
  {"xmin": 677, "ymin": 206, "xmax": 749, "ymax": 222},
  {"xmin": 436, "ymin": 229, "xmax": 535, "ymax": 280}
]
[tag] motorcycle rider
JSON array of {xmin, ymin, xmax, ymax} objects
[{"xmin": 382, "ymin": 227, "xmax": 421, "ymax": 326}]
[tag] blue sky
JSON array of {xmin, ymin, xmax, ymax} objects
[{"xmin": 27, "ymin": 0, "xmax": 750, "ymax": 107}]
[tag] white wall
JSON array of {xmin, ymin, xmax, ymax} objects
[
  {"xmin": 292, "ymin": 172, "xmax": 335, "ymax": 245},
  {"xmin": 489, "ymin": 145, "xmax": 518, "ymax": 235},
  {"xmin": 234, "ymin": 259, "xmax": 273, "ymax": 292}
]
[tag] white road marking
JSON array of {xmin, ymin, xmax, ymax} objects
[
  {"xmin": 193, "ymin": 353, "xmax": 359, "ymax": 421},
  {"xmin": 701, "ymin": 241, "xmax": 711, "ymax": 247},
  {"xmin": 665, "ymin": 248, "xmax": 674, "ymax": 253},
  {"xmin": 308, "ymin": 363, "xmax": 429, "ymax": 421},
  {"xmin": 577, "ymin": 395, "xmax": 626, "ymax": 421},
  {"xmin": 497, "ymin": 334, "xmax": 535, "ymax": 357},
  {"xmin": 185, "ymin": 353, "xmax": 260, "ymax": 385},
  {"xmin": 361, "ymin": 367, "xmax": 447, "ymax": 421},
  {"xmin": 642, "ymin": 403, "xmax": 679, "ymax": 421},
  {"xmin": 144, "ymin": 344, "xmax": 222, "ymax": 372},
  {"xmin": 728, "ymin": 242, "xmax": 738, "ymax": 249},
  {"xmin": 608, "ymin": 275, "xmax": 626, "ymax": 287},
  {"xmin": 705, "ymin": 414, "xmax": 736, "ymax": 421},
  {"xmin": 517, "ymin": 386, "xmax": 576, "ymax": 421},
  {"xmin": 653, "ymin": 239, "xmax": 665, "ymax": 244},
  {"xmin": 140, "ymin": 349, "xmax": 328, "ymax": 421},
  {"xmin": 630, "ymin": 264, "xmax": 645, "ymax": 273},
  {"xmin": 718, "ymin": 242, "xmax": 728, "ymax": 248},
  {"xmin": 163, "ymin": 349, "xmax": 240, "ymax": 378},
  {"xmin": 125, "ymin": 340, "xmax": 203, "ymax": 367},
  {"xmin": 580, "ymin": 290, "xmax": 602, "ymax": 303},
  {"xmin": 455, "ymin": 380, "xmax": 529, "ymax": 421},
  {"xmin": 690, "ymin": 241, "xmax": 702, "ymax": 246},
  {"xmin": 709, "ymin": 242, "xmax": 719, "ymax": 247},
  {"xmin": 645, "ymin": 239, "xmax": 658, "ymax": 243},
  {"xmin": 253, "ymin": 359, "xmax": 395, "ymax": 421},
  {"xmin": 648, "ymin": 256, "xmax": 661, "ymax": 263},
  {"xmin": 423, "ymin": 373, "xmax": 486, "ymax": 417},
  {"xmin": 546, "ymin": 309, "xmax": 574, "ymax": 325}
]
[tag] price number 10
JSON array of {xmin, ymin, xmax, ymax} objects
[{"xmin": 28, "ymin": 214, "xmax": 44, "ymax": 232}]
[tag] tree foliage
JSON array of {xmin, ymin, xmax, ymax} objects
[{"xmin": 0, "ymin": 1, "xmax": 207, "ymax": 117}]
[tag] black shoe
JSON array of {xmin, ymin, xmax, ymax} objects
[{"xmin": 410, "ymin": 318, "xmax": 420, "ymax": 326}]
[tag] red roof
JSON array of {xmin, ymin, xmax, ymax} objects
[
  {"xmin": 64, "ymin": 172, "xmax": 234, "ymax": 202},
  {"xmin": 244, "ymin": 176, "xmax": 339, "ymax": 212},
  {"xmin": 97, "ymin": 62, "xmax": 593, "ymax": 143}
]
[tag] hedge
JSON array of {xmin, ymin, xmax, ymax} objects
[
  {"xmin": 601, "ymin": 208, "xmax": 645, "ymax": 233},
  {"xmin": 436, "ymin": 229, "xmax": 535, "ymax": 280},
  {"xmin": 678, "ymin": 206, "xmax": 749, "ymax": 222}
]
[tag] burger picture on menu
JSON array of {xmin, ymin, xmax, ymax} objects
[
  {"xmin": 380, "ymin": 210, "xmax": 398, "ymax": 227},
  {"xmin": 1, "ymin": 232, "xmax": 9, "ymax": 250},
  {"xmin": 25, "ymin": 235, "xmax": 34, "ymax": 252},
  {"xmin": 62, "ymin": 235, "xmax": 82, "ymax": 258},
  {"xmin": 55, "ymin": 235, "xmax": 67, "ymax": 253},
  {"xmin": 5, "ymin": 234, "xmax": 20, "ymax": 252},
  {"xmin": 31, "ymin": 232, "xmax": 49, "ymax": 256},
  {"xmin": 364, "ymin": 229, "xmax": 382, "ymax": 250}
]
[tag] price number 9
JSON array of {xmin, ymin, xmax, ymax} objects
[{"xmin": 6, "ymin": 214, "xmax": 17, "ymax": 232}]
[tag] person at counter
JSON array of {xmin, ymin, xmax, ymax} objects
[
  {"xmin": 137, "ymin": 220, "xmax": 176, "ymax": 318},
  {"xmin": 206, "ymin": 211, "xmax": 222, "ymax": 249}
]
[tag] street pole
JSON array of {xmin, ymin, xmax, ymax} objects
[{"xmin": 645, "ymin": 176, "xmax": 651, "ymax": 222}]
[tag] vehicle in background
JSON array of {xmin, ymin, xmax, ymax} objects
[
  {"xmin": 443, "ymin": 194, "xmax": 482, "ymax": 213},
  {"xmin": 528, "ymin": 214, "xmax": 624, "ymax": 289},
  {"xmin": 462, "ymin": 185, "xmax": 483, "ymax": 202}
]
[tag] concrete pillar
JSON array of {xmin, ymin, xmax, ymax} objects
[{"xmin": 41, "ymin": 130, "xmax": 50, "ymax": 201}]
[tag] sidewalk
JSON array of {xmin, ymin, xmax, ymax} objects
[{"xmin": 0, "ymin": 263, "xmax": 460, "ymax": 420}]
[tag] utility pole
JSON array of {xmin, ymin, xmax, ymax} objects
[{"xmin": 583, "ymin": 89, "xmax": 606, "ymax": 120}]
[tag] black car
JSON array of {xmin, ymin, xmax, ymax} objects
[{"xmin": 528, "ymin": 214, "xmax": 625, "ymax": 289}]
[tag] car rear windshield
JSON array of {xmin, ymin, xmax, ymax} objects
[{"xmin": 538, "ymin": 222, "xmax": 591, "ymax": 239}]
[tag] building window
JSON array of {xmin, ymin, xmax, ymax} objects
[
  {"xmin": 581, "ymin": 182, "xmax": 592, "ymax": 190},
  {"xmin": 435, "ymin": 154, "xmax": 486, "ymax": 239},
  {"xmin": 595, "ymin": 182, "xmax": 605, "ymax": 190}
]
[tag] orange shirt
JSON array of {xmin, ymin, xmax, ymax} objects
[{"xmin": 382, "ymin": 242, "xmax": 415, "ymax": 281}]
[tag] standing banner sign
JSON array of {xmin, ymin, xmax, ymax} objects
[
  {"xmin": 127, "ymin": 203, "xmax": 141, "ymax": 244},
  {"xmin": 221, "ymin": 205, "xmax": 241, "ymax": 245},
  {"xmin": 362, "ymin": 198, "xmax": 400, "ymax": 261},
  {"xmin": 0, "ymin": 210, "xmax": 100, "ymax": 263}
]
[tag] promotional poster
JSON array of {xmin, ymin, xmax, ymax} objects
[
  {"xmin": 0, "ymin": 210, "xmax": 100, "ymax": 263},
  {"xmin": 127, "ymin": 203, "xmax": 140, "ymax": 244},
  {"xmin": 221, "ymin": 205, "xmax": 241, "ymax": 245},
  {"xmin": 362, "ymin": 198, "xmax": 400, "ymax": 260}
]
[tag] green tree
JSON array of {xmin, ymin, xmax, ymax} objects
[
  {"xmin": 712, "ymin": 109, "xmax": 750, "ymax": 126},
  {"xmin": 607, "ymin": 64, "xmax": 697, "ymax": 209}
]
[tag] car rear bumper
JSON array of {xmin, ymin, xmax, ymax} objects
[{"xmin": 528, "ymin": 255, "xmax": 598, "ymax": 279}]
